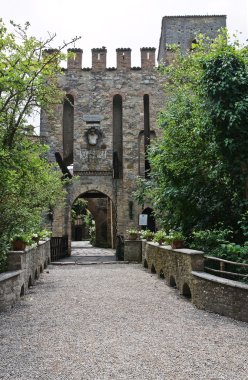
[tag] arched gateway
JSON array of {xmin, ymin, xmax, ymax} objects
[{"xmin": 71, "ymin": 190, "xmax": 115, "ymax": 248}]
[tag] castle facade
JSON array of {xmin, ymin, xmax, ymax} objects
[{"xmin": 41, "ymin": 15, "xmax": 226, "ymax": 249}]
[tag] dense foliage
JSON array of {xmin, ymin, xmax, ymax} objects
[
  {"xmin": 136, "ymin": 32, "xmax": 248, "ymax": 245},
  {"xmin": 0, "ymin": 20, "xmax": 80, "ymax": 271},
  {"xmin": 71, "ymin": 198, "xmax": 88, "ymax": 221}
]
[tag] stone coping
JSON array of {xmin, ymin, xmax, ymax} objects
[
  {"xmin": 145, "ymin": 241, "xmax": 203, "ymax": 255},
  {"xmin": 8, "ymin": 239, "xmax": 49, "ymax": 254},
  {"xmin": 192, "ymin": 271, "xmax": 248, "ymax": 290},
  {"xmin": 0, "ymin": 270, "xmax": 23, "ymax": 283}
]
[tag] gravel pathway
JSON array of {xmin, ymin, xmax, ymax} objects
[{"xmin": 0, "ymin": 264, "xmax": 248, "ymax": 380}]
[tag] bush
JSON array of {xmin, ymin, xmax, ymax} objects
[
  {"xmin": 213, "ymin": 243, "xmax": 248, "ymax": 262},
  {"xmin": 206, "ymin": 242, "xmax": 248, "ymax": 283},
  {"xmin": 0, "ymin": 239, "xmax": 8, "ymax": 273},
  {"xmin": 190, "ymin": 228, "xmax": 232, "ymax": 254}
]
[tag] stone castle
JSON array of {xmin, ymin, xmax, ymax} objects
[{"xmin": 40, "ymin": 15, "xmax": 226, "ymax": 249}]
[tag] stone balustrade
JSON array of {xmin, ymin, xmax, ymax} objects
[
  {"xmin": 142, "ymin": 241, "xmax": 248, "ymax": 323},
  {"xmin": 0, "ymin": 240, "xmax": 50, "ymax": 312}
]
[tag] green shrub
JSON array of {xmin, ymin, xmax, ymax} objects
[
  {"xmin": 190, "ymin": 228, "xmax": 232, "ymax": 254},
  {"xmin": 207, "ymin": 242, "xmax": 248, "ymax": 283},
  {"xmin": 213, "ymin": 243, "xmax": 248, "ymax": 262},
  {"xmin": 0, "ymin": 240, "xmax": 8, "ymax": 273}
]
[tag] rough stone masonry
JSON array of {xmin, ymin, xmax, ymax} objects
[{"xmin": 40, "ymin": 15, "xmax": 226, "ymax": 249}]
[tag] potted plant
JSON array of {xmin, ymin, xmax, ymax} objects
[
  {"xmin": 30, "ymin": 228, "xmax": 52, "ymax": 245},
  {"xmin": 126, "ymin": 228, "xmax": 140, "ymax": 240},
  {"xmin": 11, "ymin": 233, "xmax": 33, "ymax": 251},
  {"xmin": 167, "ymin": 230, "xmax": 185, "ymax": 249},
  {"xmin": 31, "ymin": 233, "xmax": 40, "ymax": 244},
  {"xmin": 153, "ymin": 230, "xmax": 167, "ymax": 245},
  {"xmin": 140, "ymin": 229, "xmax": 154, "ymax": 241},
  {"xmin": 38, "ymin": 229, "xmax": 52, "ymax": 241}
]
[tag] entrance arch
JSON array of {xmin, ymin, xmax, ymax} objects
[{"xmin": 71, "ymin": 190, "xmax": 115, "ymax": 248}]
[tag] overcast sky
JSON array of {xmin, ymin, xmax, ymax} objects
[{"xmin": 1, "ymin": 0, "xmax": 248, "ymax": 68}]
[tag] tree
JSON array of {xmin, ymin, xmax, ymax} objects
[
  {"xmin": 0, "ymin": 140, "xmax": 64, "ymax": 248},
  {"xmin": 71, "ymin": 198, "xmax": 88, "ymax": 221},
  {"xmin": 0, "ymin": 20, "xmax": 80, "ymax": 271},
  {"xmin": 0, "ymin": 19, "xmax": 80, "ymax": 148},
  {"xmin": 137, "ymin": 31, "xmax": 248, "ymax": 241}
]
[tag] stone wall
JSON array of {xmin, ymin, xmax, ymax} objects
[
  {"xmin": 0, "ymin": 271, "xmax": 23, "ymax": 312},
  {"xmin": 41, "ymin": 50, "xmax": 164, "ymax": 243},
  {"xmin": 192, "ymin": 272, "xmax": 248, "ymax": 323},
  {"xmin": 143, "ymin": 241, "xmax": 248, "ymax": 323},
  {"xmin": 158, "ymin": 15, "xmax": 226, "ymax": 63},
  {"xmin": 0, "ymin": 241, "xmax": 50, "ymax": 312}
]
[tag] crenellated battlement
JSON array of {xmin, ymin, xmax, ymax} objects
[{"xmin": 64, "ymin": 47, "xmax": 156, "ymax": 71}]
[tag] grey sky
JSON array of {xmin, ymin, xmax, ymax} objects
[{"xmin": 1, "ymin": 0, "xmax": 248, "ymax": 68}]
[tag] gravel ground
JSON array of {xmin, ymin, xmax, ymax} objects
[{"xmin": 0, "ymin": 263, "xmax": 248, "ymax": 380}]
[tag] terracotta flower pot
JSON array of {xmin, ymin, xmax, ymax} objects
[
  {"xmin": 128, "ymin": 233, "xmax": 138, "ymax": 241},
  {"xmin": 171, "ymin": 240, "xmax": 184, "ymax": 249},
  {"xmin": 11, "ymin": 239, "xmax": 27, "ymax": 251}
]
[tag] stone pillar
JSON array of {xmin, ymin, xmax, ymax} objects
[
  {"xmin": 92, "ymin": 47, "xmax": 107, "ymax": 71},
  {"xmin": 141, "ymin": 47, "xmax": 156, "ymax": 70},
  {"xmin": 124, "ymin": 240, "xmax": 142, "ymax": 262},
  {"xmin": 116, "ymin": 48, "xmax": 131, "ymax": 70},
  {"xmin": 67, "ymin": 48, "xmax": 83, "ymax": 69}
]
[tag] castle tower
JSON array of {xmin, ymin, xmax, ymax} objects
[{"xmin": 158, "ymin": 15, "xmax": 226, "ymax": 64}]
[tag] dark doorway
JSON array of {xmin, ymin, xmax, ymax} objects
[{"xmin": 141, "ymin": 207, "xmax": 156, "ymax": 232}]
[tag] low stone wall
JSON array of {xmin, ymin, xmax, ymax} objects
[
  {"xmin": 143, "ymin": 241, "xmax": 248, "ymax": 323},
  {"xmin": 0, "ymin": 271, "xmax": 24, "ymax": 311},
  {"xmin": 192, "ymin": 272, "xmax": 248, "ymax": 323},
  {"xmin": 0, "ymin": 240, "xmax": 50, "ymax": 312}
]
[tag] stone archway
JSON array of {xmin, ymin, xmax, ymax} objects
[{"xmin": 71, "ymin": 190, "xmax": 115, "ymax": 248}]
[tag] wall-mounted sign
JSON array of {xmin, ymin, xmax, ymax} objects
[
  {"xmin": 139, "ymin": 214, "xmax": 148, "ymax": 226},
  {"xmin": 80, "ymin": 149, "xmax": 107, "ymax": 160},
  {"xmin": 83, "ymin": 114, "xmax": 104, "ymax": 122}
]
